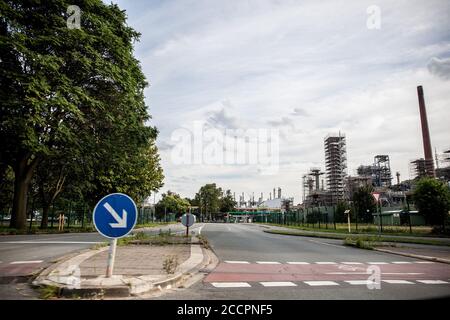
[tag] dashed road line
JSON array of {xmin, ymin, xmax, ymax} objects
[
  {"xmin": 315, "ymin": 262, "xmax": 337, "ymax": 265},
  {"xmin": 304, "ymin": 281, "xmax": 339, "ymax": 286},
  {"xmin": 416, "ymin": 280, "xmax": 449, "ymax": 284},
  {"xmin": 224, "ymin": 261, "xmax": 250, "ymax": 264},
  {"xmin": 341, "ymin": 262, "xmax": 363, "ymax": 265},
  {"xmin": 392, "ymin": 261, "xmax": 412, "ymax": 264},
  {"xmin": 260, "ymin": 281, "xmax": 297, "ymax": 287},
  {"xmin": 10, "ymin": 260, "xmax": 43, "ymax": 264},
  {"xmin": 256, "ymin": 261, "xmax": 281, "ymax": 264},
  {"xmin": 287, "ymin": 262, "xmax": 310, "ymax": 265},
  {"xmin": 414, "ymin": 261, "xmax": 435, "ymax": 264},
  {"xmin": 368, "ymin": 262, "xmax": 388, "ymax": 265},
  {"xmin": 382, "ymin": 280, "xmax": 414, "ymax": 284},
  {"xmin": 211, "ymin": 282, "xmax": 251, "ymax": 288},
  {"xmin": 345, "ymin": 280, "xmax": 375, "ymax": 285}
]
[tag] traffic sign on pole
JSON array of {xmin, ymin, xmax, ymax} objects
[
  {"xmin": 93, "ymin": 193, "xmax": 137, "ymax": 277},
  {"xmin": 93, "ymin": 193, "xmax": 137, "ymax": 239},
  {"xmin": 181, "ymin": 213, "xmax": 196, "ymax": 237}
]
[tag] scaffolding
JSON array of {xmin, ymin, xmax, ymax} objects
[
  {"xmin": 324, "ymin": 133, "xmax": 347, "ymax": 204},
  {"xmin": 410, "ymin": 158, "xmax": 434, "ymax": 179},
  {"xmin": 374, "ymin": 155, "xmax": 392, "ymax": 187}
]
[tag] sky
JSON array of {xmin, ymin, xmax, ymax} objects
[{"xmin": 108, "ymin": 0, "xmax": 450, "ymax": 203}]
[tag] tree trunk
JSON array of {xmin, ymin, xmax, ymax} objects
[
  {"xmin": 40, "ymin": 203, "xmax": 50, "ymax": 229},
  {"xmin": 10, "ymin": 154, "xmax": 38, "ymax": 230}
]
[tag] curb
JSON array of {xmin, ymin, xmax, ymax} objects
[{"xmin": 373, "ymin": 248, "xmax": 450, "ymax": 265}]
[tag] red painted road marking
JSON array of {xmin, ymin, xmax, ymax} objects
[{"xmin": 205, "ymin": 262, "xmax": 450, "ymax": 283}]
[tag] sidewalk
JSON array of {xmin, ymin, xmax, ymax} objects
[
  {"xmin": 259, "ymin": 224, "xmax": 450, "ymax": 245},
  {"xmin": 33, "ymin": 238, "xmax": 208, "ymax": 298},
  {"xmin": 374, "ymin": 244, "xmax": 450, "ymax": 264}
]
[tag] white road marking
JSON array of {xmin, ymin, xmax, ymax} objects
[
  {"xmin": 1, "ymin": 241, "xmax": 103, "ymax": 244},
  {"xmin": 416, "ymin": 280, "xmax": 449, "ymax": 284},
  {"xmin": 10, "ymin": 260, "xmax": 43, "ymax": 264},
  {"xmin": 256, "ymin": 261, "xmax": 281, "ymax": 264},
  {"xmin": 382, "ymin": 280, "xmax": 414, "ymax": 284},
  {"xmin": 327, "ymin": 272, "xmax": 368, "ymax": 275},
  {"xmin": 308, "ymin": 239, "xmax": 347, "ymax": 249},
  {"xmin": 315, "ymin": 262, "xmax": 337, "ymax": 265},
  {"xmin": 345, "ymin": 280, "xmax": 376, "ymax": 285},
  {"xmin": 341, "ymin": 262, "xmax": 363, "ymax": 265},
  {"xmin": 260, "ymin": 281, "xmax": 297, "ymax": 287},
  {"xmin": 327, "ymin": 272, "xmax": 423, "ymax": 275},
  {"xmin": 198, "ymin": 225, "xmax": 203, "ymax": 235},
  {"xmin": 287, "ymin": 262, "xmax": 310, "ymax": 265},
  {"xmin": 368, "ymin": 262, "xmax": 388, "ymax": 265},
  {"xmin": 211, "ymin": 282, "xmax": 251, "ymax": 288},
  {"xmin": 224, "ymin": 261, "xmax": 250, "ymax": 264},
  {"xmin": 414, "ymin": 261, "xmax": 435, "ymax": 264},
  {"xmin": 392, "ymin": 261, "xmax": 412, "ymax": 264},
  {"xmin": 304, "ymin": 281, "xmax": 339, "ymax": 286}
]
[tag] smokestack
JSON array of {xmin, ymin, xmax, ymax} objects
[
  {"xmin": 273, "ymin": 188, "xmax": 276, "ymax": 199},
  {"xmin": 278, "ymin": 187, "xmax": 281, "ymax": 199},
  {"xmin": 417, "ymin": 86, "xmax": 435, "ymax": 176},
  {"xmin": 396, "ymin": 172, "xmax": 400, "ymax": 185}
]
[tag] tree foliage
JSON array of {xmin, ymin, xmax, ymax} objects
[
  {"xmin": 352, "ymin": 185, "xmax": 376, "ymax": 223},
  {"xmin": 0, "ymin": 0, "xmax": 163, "ymax": 229},
  {"xmin": 413, "ymin": 177, "xmax": 450, "ymax": 226},
  {"xmin": 156, "ymin": 191, "xmax": 190, "ymax": 218}
]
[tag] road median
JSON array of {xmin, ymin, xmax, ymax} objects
[{"xmin": 32, "ymin": 233, "xmax": 208, "ymax": 299}]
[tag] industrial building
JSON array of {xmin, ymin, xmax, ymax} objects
[{"xmin": 324, "ymin": 133, "xmax": 347, "ymax": 204}]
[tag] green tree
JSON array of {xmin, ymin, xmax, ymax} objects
[
  {"xmin": 195, "ymin": 184, "xmax": 222, "ymax": 221},
  {"xmin": 156, "ymin": 191, "xmax": 190, "ymax": 219},
  {"xmin": 352, "ymin": 185, "xmax": 376, "ymax": 223},
  {"xmin": 334, "ymin": 201, "xmax": 350, "ymax": 223},
  {"xmin": 0, "ymin": 1, "xmax": 163, "ymax": 228},
  {"xmin": 413, "ymin": 177, "xmax": 450, "ymax": 227},
  {"xmin": 220, "ymin": 189, "xmax": 237, "ymax": 213}
]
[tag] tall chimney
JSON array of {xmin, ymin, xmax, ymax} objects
[
  {"xmin": 273, "ymin": 188, "xmax": 276, "ymax": 199},
  {"xmin": 396, "ymin": 172, "xmax": 400, "ymax": 185},
  {"xmin": 417, "ymin": 86, "xmax": 435, "ymax": 176}
]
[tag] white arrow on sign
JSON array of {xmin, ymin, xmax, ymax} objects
[{"xmin": 103, "ymin": 202, "xmax": 127, "ymax": 228}]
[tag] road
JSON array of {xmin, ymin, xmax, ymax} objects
[
  {"xmin": 156, "ymin": 223, "xmax": 450, "ymax": 300},
  {"xmin": 1, "ymin": 222, "xmax": 449, "ymax": 299}
]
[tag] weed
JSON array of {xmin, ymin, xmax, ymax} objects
[{"xmin": 163, "ymin": 255, "xmax": 179, "ymax": 274}]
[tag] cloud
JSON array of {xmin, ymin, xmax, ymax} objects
[
  {"xmin": 427, "ymin": 57, "xmax": 450, "ymax": 80},
  {"xmin": 205, "ymin": 103, "xmax": 240, "ymax": 130},
  {"xmin": 111, "ymin": 0, "xmax": 450, "ymax": 203},
  {"xmin": 291, "ymin": 108, "xmax": 310, "ymax": 117}
]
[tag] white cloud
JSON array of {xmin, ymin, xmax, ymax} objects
[
  {"xmin": 110, "ymin": 0, "xmax": 450, "ymax": 203},
  {"xmin": 427, "ymin": 57, "xmax": 450, "ymax": 80}
]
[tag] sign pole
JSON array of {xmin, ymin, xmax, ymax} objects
[
  {"xmin": 106, "ymin": 238, "xmax": 117, "ymax": 277},
  {"xmin": 186, "ymin": 213, "xmax": 190, "ymax": 237}
]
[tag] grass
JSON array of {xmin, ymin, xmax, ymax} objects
[
  {"xmin": 257, "ymin": 222, "xmax": 449, "ymax": 238},
  {"xmin": 38, "ymin": 285, "xmax": 61, "ymax": 300},
  {"xmin": 264, "ymin": 229, "xmax": 450, "ymax": 246},
  {"xmin": 134, "ymin": 222, "xmax": 172, "ymax": 229},
  {"xmin": 117, "ymin": 230, "xmax": 191, "ymax": 246},
  {"xmin": 343, "ymin": 237, "xmax": 375, "ymax": 250}
]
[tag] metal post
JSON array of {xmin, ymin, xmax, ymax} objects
[
  {"xmin": 378, "ymin": 200, "xmax": 382, "ymax": 234},
  {"xmin": 106, "ymin": 239, "xmax": 118, "ymax": 277},
  {"xmin": 333, "ymin": 206, "xmax": 336, "ymax": 230},
  {"xmin": 407, "ymin": 196, "xmax": 412, "ymax": 234}
]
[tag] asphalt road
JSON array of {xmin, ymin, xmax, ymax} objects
[
  {"xmin": 156, "ymin": 223, "xmax": 450, "ymax": 300},
  {"xmin": 1, "ymin": 222, "xmax": 450, "ymax": 300}
]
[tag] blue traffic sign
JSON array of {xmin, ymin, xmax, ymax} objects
[{"xmin": 93, "ymin": 193, "xmax": 137, "ymax": 239}]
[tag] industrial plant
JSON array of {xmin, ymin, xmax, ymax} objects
[{"xmin": 230, "ymin": 85, "xmax": 450, "ymax": 225}]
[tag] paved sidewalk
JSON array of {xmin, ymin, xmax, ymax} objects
[{"xmin": 80, "ymin": 245, "xmax": 190, "ymax": 277}]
